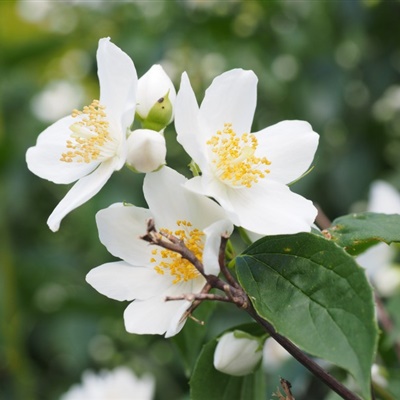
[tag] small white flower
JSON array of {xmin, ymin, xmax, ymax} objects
[
  {"xmin": 136, "ymin": 64, "xmax": 176, "ymax": 131},
  {"xmin": 175, "ymin": 69, "xmax": 319, "ymax": 235},
  {"xmin": 356, "ymin": 180, "xmax": 400, "ymax": 295},
  {"xmin": 86, "ymin": 167, "xmax": 233, "ymax": 337},
  {"xmin": 213, "ymin": 331, "xmax": 263, "ymax": 376},
  {"xmin": 26, "ymin": 37, "xmax": 138, "ymax": 231},
  {"xmin": 126, "ymin": 129, "xmax": 166, "ymax": 173},
  {"xmin": 60, "ymin": 367, "xmax": 155, "ymax": 400}
]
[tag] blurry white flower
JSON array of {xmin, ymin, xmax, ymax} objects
[
  {"xmin": 262, "ymin": 338, "xmax": 290, "ymax": 371},
  {"xmin": 175, "ymin": 69, "xmax": 318, "ymax": 235},
  {"xmin": 60, "ymin": 367, "xmax": 154, "ymax": 400},
  {"xmin": 31, "ymin": 80, "xmax": 84, "ymax": 123},
  {"xmin": 86, "ymin": 167, "xmax": 233, "ymax": 337},
  {"xmin": 213, "ymin": 331, "xmax": 263, "ymax": 376},
  {"xmin": 136, "ymin": 64, "xmax": 176, "ymax": 131},
  {"xmin": 356, "ymin": 180, "xmax": 400, "ymax": 295},
  {"xmin": 26, "ymin": 37, "xmax": 137, "ymax": 231}
]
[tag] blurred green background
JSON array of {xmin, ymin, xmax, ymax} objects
[{"xmin": 1, "ymin": 0, "xmax": 400, "ymax": 399}]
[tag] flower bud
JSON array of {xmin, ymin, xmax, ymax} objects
[
  {"xmin": 213, "ymin": 331, "xmax": 263, "ymax": 376},
  {"xmin": 126, "ymin": 129, "xmax": 166, "ymax": 173},
  {"xmin": 136, "ymin": 65, "xmax": 176, "ymax": 131}
]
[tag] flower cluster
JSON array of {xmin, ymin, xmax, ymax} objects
[{"xmin": 26, "ymin": 37, "xmax": 319, "ymax": 337}]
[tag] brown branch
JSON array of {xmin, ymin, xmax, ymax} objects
[
  {"xmin": 315, "ymin": 203, "xmax": 332, "ymax": 230},
  {"xmin": 165, "ymin": 292, "xmax": 231, "ymax": 303},
  {"xmin": 141, "ymin": 219, "xmax": 205, "ymax": 276},
  {"xmin": 219, "ymin": 234, "xmax": 240, "ymax": 289}
]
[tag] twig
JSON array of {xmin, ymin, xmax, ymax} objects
[
  {"xmin": 218, "ymin": 234, "xmax": 240, "ymax": 289},
  {"xmin": 165, "ymin": 292, "xmax": 231, "ymax": 303},
  {"xmin": 141, "ymin": 219, "xmax": 205, "ymax": 276},
  {"xmin": 315, "ymin": 203, "xmax": 332, "ymax": 230}
]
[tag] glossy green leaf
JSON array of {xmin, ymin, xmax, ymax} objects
[
  {"xmin": 190, "ymin": 324, "xmax": 267, "ymax": 400},
  {"xmin": 323, "ymin": 212, "xmax": 400, "ymax": 255},
  {"xmin": 236, "ymin": 232, "xmax": 378, "ymax": 400}
]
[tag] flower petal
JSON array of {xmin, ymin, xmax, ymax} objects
[
  {"xmin": 26, "ymin": 116, "xmax": 98, "ymax": 184},
  {"xmin": 86, "ymin": 261, "xmax": 170, "ymax": 301},
  {"xmin": 203, "ymin": 219, "xmax": 234, "ymax": 275},
  {"xmin": 225, "ymin": 182, "xmax": 317, "ymax": 235},
  {"xmin": 199, "ymin": 69, "xmax": 257, "ymax": 137},
  {"xmin": 123, "ymin": 295, "xmax": 191, "ymax": 336},
  {"xmin": 96, "ymin": 203, "xmax": 154, "ymax": 267},
  {"xmin": 97, "ymin": 37, "xmax": 138, "ymax": 131},
  {"xmin": 47, "ymin": 160, "xmax": 116, "ymax": 232},
  {"xmin": 165, "ymin": 300, "xmax": 195, "ymax": 338},
  {"xmin": 254, "ymin": 120, "xmax": 319, "ymax": 185},
  {"xmin": 175, "ymin": 72, "xmax": 207, "ymax": 167},
  {"xmin": 184, "ymin": 175, "xmax": 240, "ymax": 226},
  {"xmin": 144, "ymin": 167, "xmax": 229, "ymax": 230}
]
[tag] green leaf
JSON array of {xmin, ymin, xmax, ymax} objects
[
  {"xmin": 190, "ymin": 324, "xmax": 267, "ymax": 400},
  {"xmin": 323, "ymin": 212, "xmax": 400, "ymax": 255},
  {"xmin": 235, "ymin": 232, "xmax": 378, "ymax": 400}
]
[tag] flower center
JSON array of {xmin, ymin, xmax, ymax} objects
[
  {"xmin": 151, "ymin": 220, "xmax": 203, "ymax": 284},
  {"xmin": 60, "ymin": 100, "xmax": 116, "ymax": 163},
  {"xmin": 206, "ymin": 123, "xmax": 271, "ymax": 188}
]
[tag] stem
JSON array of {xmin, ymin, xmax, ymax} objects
[
  {"xmin": 315, "ymin": 203, "xmax": 332, "ymax": 230},
  {"xmin": 218, "ymin": 235, "xmax": 240, "ymax": 289},
  {"xmin": 246, "ymin": 304, "xmax": 362, "ymax": 400},
  {"xmin": 165, "ymin": 292, "xmax": 231, "ymax": 303}
]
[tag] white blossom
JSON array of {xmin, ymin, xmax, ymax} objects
[
  {"xmin": 175, "ymin": 69, "xmax": 319, "ymax": 235},
  {"xmin": 26, "ymin": 37, "xmax": 137, "ymax": 231},
  {"xmin": 86, "ymin": 167, "xmax": 233, "ymax": 337}
]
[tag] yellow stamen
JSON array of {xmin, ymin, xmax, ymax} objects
[
  {"xmin": 151, "ymin": 220, "xmax": 203, "ymax": 284},
  {"xmin": 60, "ymin": 100, "xmax": 113, "ymax": 163},
  {"xmin": 206, "ymin": 123, "xmax": 271, "ymax": 188}
]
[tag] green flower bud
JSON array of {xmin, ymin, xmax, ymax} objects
[
  {"xmin": 141, "ymin": 90, "xmax": 173, "ymax": 131},
  {"xmin": 136, "ymin": 64, "xmax": 176, "ymax": 131}
]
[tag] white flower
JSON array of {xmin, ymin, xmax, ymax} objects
[
  {"xmin": 26, "ymin": 37, "xmax": 137, "ymax": 232},
  {"xmin": 356, "ymin": 180, "xmax": 400, "ymax": 295},
  {"xmin": 59, "ymin": 367, "xmax": 155, "ymax": 400},
  {"xmin": 136, "ymin": 64, "xmax": 176, "ymax": 131},
  {"xmin": 86, "ymin": 167, "xmax": 233, "ymax": 337},
  {"xmin": 213, "ymin": 331, "xmax": 263, "ymax": 376},
  {"xmin": 174, "ymin": 69, "xmax": 319, "ymax": 235},
  {"xmin": 126, "ymin": 129, "xmax": 166, "ymax": 173},
  {"xmin": 262, "ymin": 338, "xmax": 290, "ymax": 371}
]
